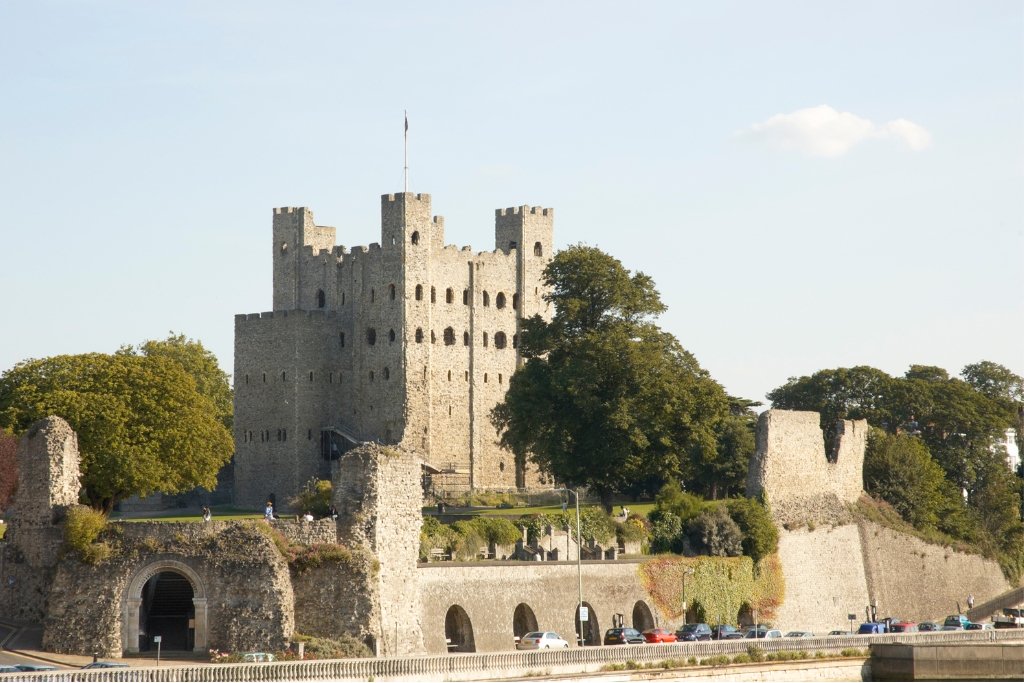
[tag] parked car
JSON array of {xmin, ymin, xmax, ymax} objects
[
  {"xmin": 15, "ymin": 665, "xmax": 59, "ymax": 672},
  {"xmin": 603, "ymin": 628, "xmax": 645, "ymax": 645},
  {"xmin": 0, "ymin": 666, "xmax": 21, "ymax": 674},
  {"xmin": 711, "ymin": 624, "xmax": 742, "ymax": 640},
  {"xmin": 784, "ymin": 631, "xmax": 814, "ymax": 638},
  {"xmin": 675, "ymin": 623, "xmax": 713, "ymax": 641},
  {"xmin": 857, "ymin": 622, "xmax": 887, "ymax": 634},
  {"xmin": 82, "ymin": 662, "xmax": 130, "ymax": 669},
  {"xmin": 965, "ymin": 622, "xmax": 994, "ymax": 631},
  {"xmin": 942, "ymin": 615, "xmax": 970, "ymax": 631},
  {"xmin": 744, "ymin": 628, "xmax": 782, "ymax": 639},
  {"xmin": 917, "ymin": 622, "xmax": 939, "ymax": 632},
  {"xmin": 241, "ymin": 653, "xmax": 276, "ymax": 662},
  {"xmin": 642, "ymin": 628, "xmax": 677, "ymax": 644},
  {"xmin": 889, "ymin": 622, "xmax": 918, "ymax": 633},
  {"xmin": 828, "ymin": 630, "xmax": 853, "ymax": 636},
  {"xmin": 516, "ymin": 631, "xmax": 569, "ymax": 649}
]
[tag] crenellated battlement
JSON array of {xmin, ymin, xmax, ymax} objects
[
  {"xmin": 496, "ymin": 206, "xmax": 553, "ymax": 217},
  {"xmin": 383, "ymin": 192, "xmax": 431, "ymax": 203},
  {"xmin": 274, "ymin": 206, "xmax": 309, "ymax": 215}
]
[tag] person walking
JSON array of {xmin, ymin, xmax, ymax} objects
[{"xmin": 967, "ymin": 594, "xmax": 975, "ymax": 611}]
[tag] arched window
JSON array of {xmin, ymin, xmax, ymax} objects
[
  {"xmin": 308, "ymin": 371, "xmax": 313, "ymax": 381},
  {"xmin": 484, "ymin": 373, "xmax": 488, "ymax": 383},
  {"xmin": 494, "ymin": 332, "xmax": 507, "ymax": 349},
  {"xmin": 463, "ymin": 289, "xmax": 469, "ymax": 305},
  {"xmin": 483, "ymin": 332, "xmax": 489, "ymax": 347},
  {"xmin": 499, "ymin": 373, "xmax": 503, "ymax": 384},
  {"xmin": 366, "ymin": 328, "xmax": 376, "ymax": 345},
  {"xmin": 369, "ymin": 371, "xmax": 375, "ymax": 382},
  {"xmin": 446, "ymin": 287, "xmax": 454, "ymax": 304},
  {"xmin": 444, "ymin": 327, "xmax": 455, "ymax": 345},
  {"xmin": 415, "ymin": 328, "xmax": 424, "ymax": 343},
  {"xmin": 512, "ymin": 333, "xmax": 518, "ymax": 349},
  {"xmin": 339, "ymin": 332, "xmax": 345, "ymax": 348},
  {"xmin": 415, "ymin": 284, "xmax": 423, "ymax": 301},
  {"xmin": 342, "ymin": 292, "xmax": 346, "ymax": 305},
  {"xmin": 508, "ymin": 240, "xmax": 517, "ymax": 251},
  {"xmin": 482, "ymin": 291, "xmax": 490, "ymax": 307},
  {"xmin": 316, "ymin": 289, "xmax": 325, "ymax": 308},
  {"xmin": 384, "ymin": 367, "xmax": 390, "ymax": 380},
  {"xmin": 389, "ymin": 284, "xmax": 396, "ymax": 300},
  {"xmin": 389, "ymin": 329, "xmax": 396, "ymax": 343},
  {"xmin": 431, "ymin": 286, "xmax": 436, "ymax": 303},
  {"xmin": 534, "ymin": 241, "xmax": 543, "ymax": 256},
  {"xmin": 281, "ymin": 371, "xmax": 286, "ymax": 381},
  {"xmin": 496, "ymin": 292, "xmax": 506, "ymax": 309},
  {"xmin": 370, "ymin": 288, "xmax": 375, "ymax": 302},
  {"xmin": 463, "ymin": 331, "xmax": 470, "ymax": 346},
  {"xmin": 411, "ymin": 230, "xmax": 420, "ymax": 245},
  {"xmin": 447, "ymin": 370, "xmax": 452, "ymax": 381},
  {"xmin": 431, "ymin": 330, "xmax": 436, "ymax": 344},
  {"xmin": 512, "ymin": 293, "xmax": 520, "ymax": 310}
]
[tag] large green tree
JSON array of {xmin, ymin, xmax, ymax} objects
[
  {"xmin": 0, "ymin": 338, "xmax": 233, "ymax": 512},
  {"xmin": 0, "ymin": 428, "xmax": 17, "ymax": 510},
  {"xmin": 490, "ymin": 245, "xmax": 730, "ymax": 509}
]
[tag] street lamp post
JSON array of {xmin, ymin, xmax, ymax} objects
[
  {"xmin": 558, "ymin": 488, "xmax": 584, "ymax": 645},
  {"xmin": 681, "ymin": 567, "xmax": 694, "ymax": 624}
]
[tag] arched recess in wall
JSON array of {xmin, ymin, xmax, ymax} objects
[
  {"xmin": 686, "ymin": 600, "xmax": 706, "ymax": 624},
  {"xmin": 632, "ymin": 600, "xmax": 655, "ymax": 632},
  {"xmin": 512, "ymin": 603, "xmax": 538, "ymax": 641},
  {"xmin": 444, "ymin": 327, "xmax": 455, "ymax": 346},
  {"xmin": 123, "ymin": 559, "xmax": 207, "ymax": 654},
  {"xmin": 495, "ymin": 292, "xmax": 506, "ymax": 309},
  {"xmin": 574, "ymin": 602, "xmax": 600, "ymax": 646},
  {"xmin": 316, "ymin": 289, "xmax": 325, "ymax": 308},
  {"xmin": 534, "ymin": 241, "xmax": 543, "ymax": 256},
  {"xmin": 444, "ymin": 604, "xmax": 476, "ymax": 653},
  {"xmin": 737, "ymin": 602, "xmax": 753, "ymax": 629}
]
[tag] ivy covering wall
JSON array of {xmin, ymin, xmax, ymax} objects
[{"xmin": 638, "ymin": 553, "xmax": 785, "ymax": 625}]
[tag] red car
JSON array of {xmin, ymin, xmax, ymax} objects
[{"xmin": 643, "ymin": 627, "xmax": 678, "ymax": 643}]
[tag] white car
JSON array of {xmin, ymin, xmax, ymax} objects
[
  {"xmin": 745, "ymin": 629, "xmax": 783, "ymax": 639},
  {"xmin": 784, "ymin": 631, "xmax": 814, "ymax": 638},
  {"xmin": 516, "ymin": 631, "xmax": 570, "ymax": 650}
]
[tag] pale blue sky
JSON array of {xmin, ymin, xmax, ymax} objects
[{"xmin": 1, "ymin": 1, "xmax": 1021, "ymax": 404}]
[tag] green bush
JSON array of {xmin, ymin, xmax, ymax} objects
[
  {"xmin": 649, "ymin": 511, "xmax": 684, "ymax": 553},
  {"xmin": 686, "ymin": 507, "xmax": 744, "ymax": 556},
  {"xmin": 746, "ymin": 644, "xmax": 765, "ymax": 662},
  {"xmin": 840, "ymin": 648, "xmax": 866, "ymax": 657},
  {"xmin": 686, "ymin": 656, "xmax": 698, "ymax": 665},
  {"xmin": 732, "ymin": 653, "xmax": 751, "ymax": 664},
  {"xmin": 726, "ymin": 498, "xmax": 779, "ymax": 564},
  {"xmin": 64, "ymin": 506, "xmax": 109, "ymax": 562},
  {"xmin": 291, "ymin": 633, "xmax": 371, "ymax": 659},
  {"xmin": 701, "ymin": 655, "xmax": 731, "ymax": 666},
  {"xmin": 288, "ymin": 478, "xmax": 332, "ymax": 517}
]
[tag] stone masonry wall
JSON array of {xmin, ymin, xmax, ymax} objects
[
  {"xmin": 42, "ymin": 521, "xmax": 294, "ymax": 657},
  {"xmin": 858, "ymin": 520, "xmax": 1010, "ymax": 621},
  {"xmin": 334, "ymin": 443, "xmax": 422, "ymax": 656},
  {"xmin": 418, "ymin": 561, "xmax": 663, "ymax": 654},
  {"xmin": 747, "ymin": 409, "xmax": 867, "ymax": 526},
  {"xmin": 0, "ymin": 417, "xmax": 81, "ymax": 622}
]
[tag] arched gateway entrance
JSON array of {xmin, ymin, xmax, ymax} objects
[{"xmin": 124, "ymin": 560, "xmax": 207, "ymax": 653}]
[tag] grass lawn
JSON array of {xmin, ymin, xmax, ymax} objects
[
  {"xmin": 112, "ymin": 506, "xmax": 263, "ymax": 523},
  {"xmin": 427, "ymin": 501, "xmax": 656, "ymax": 519}
]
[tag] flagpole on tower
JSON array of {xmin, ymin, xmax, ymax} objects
[{"xmin": 403, "ymin": 111, "xmax": 409, "ymax": 194}]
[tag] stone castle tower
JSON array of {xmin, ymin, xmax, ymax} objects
[{"xmin": 233, "ymin": 192, "xmax": 554, "ymax": 508}]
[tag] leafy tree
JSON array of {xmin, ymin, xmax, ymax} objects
[
  {"xmin": 0, "ymin": 428, "xmax": 17, "ymax": 510},
  {"xmin": 0, "ymin": 349, "xmax": 233, "ymax": 512},
  {"xmin": 863, "ymin": 429, "xmax": 948, "ymax": 530},
  {"xmin": 693, "ymin": 399, "xmax": 757, "ymax": 499},
  {"xmin": 961, "ymin": 361, "xmax": 1024, "ymax": 403},
  {"xmin": 135, "ymin": 333, "xmax": 233, "ymax": 429},
  {"xmin": 289, "ymin": 478, "xmax": 333, "ymax": 517},
  {"xmin": 491, "ymin": 245, "xmax": 730, "ymax": 510}
]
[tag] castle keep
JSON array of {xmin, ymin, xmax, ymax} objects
[{"xmin": 233, "ymin": 192, "xmax": 554, "ymax": 508}]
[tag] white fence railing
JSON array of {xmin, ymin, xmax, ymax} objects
[{"xmin": 7, "ymin": 628, "xmax": 1020, "ymax": 681}]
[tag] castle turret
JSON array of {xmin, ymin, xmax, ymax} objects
[
  {"xmin": 494, "ymin": 206, "xmax": 554, "ymax": 361},
  {"xmin": 272, "ymin": 207, "xmax": 337, "ymax": 311}
]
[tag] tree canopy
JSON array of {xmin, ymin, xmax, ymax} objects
[
  {"xmin": 491, "ymin": 245, "xmax": 732, "ymax": 509},
  {"xmin": 0, "ymin": 335, "xmax": 233, "ymax": 512}
]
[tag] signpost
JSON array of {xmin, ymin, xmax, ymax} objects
[{"xmin": 153, "ymin": 635, "xmax": 162, "ymax": 666}]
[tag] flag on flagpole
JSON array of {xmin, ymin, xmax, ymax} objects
[{"xmin": 405, "ymin": 112, "xmax": 408, "ymax": 132}]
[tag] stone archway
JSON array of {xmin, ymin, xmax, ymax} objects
[
  {"xmin": 513, "ymin": 603, "xmax": 539, "ymax": 642},
  {"xmin": 444, "ymin": 605, "xmax": 476, "ymax": 653},
  {"xmin": 574, "ymin": 602, "xmax": 600, "ymax": 646},
  {"xmin": 632, "ymin": 600, "xmax": 655, "ymax": 631},
  {"xmin": 124, "ymin": 560, "xmax": 207, "ymax": 654}
]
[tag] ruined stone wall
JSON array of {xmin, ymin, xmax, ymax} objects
[
  {"xmin": 42, "ymin": 521, "xmax": 293, "ymax": 657},
  {"xmin": 0, "ymin": 417, "xmax": 81, "ymax": 622},
  {"xmin": 334, "ymin": 443, "xmax": 422, "ymax": 656},
  {"xmin": 746, "ymin": 409, "xmax": 867, "ymax": 526},
  {"xmin": 290, "ymin": 553, "xmax": 378, "ymax": 645},
  {"xmin": 273, "ymin": 518, "xmax": 338, "ymax": 546},
  {"xmin": 234, "ymin": 192, "xmax": 553, "ymax": 507},
  {"xmin": 418, "ymin": 561, "xmax": 662, "ymax": 654}
]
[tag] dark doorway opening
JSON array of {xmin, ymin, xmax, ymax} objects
[
  {"xmin": 574, "ymin": 602, "xmax": 600, "ymax": 646},
  {"xmin": 444, "ymin": 605, "xmax": 476, "ymax": 653},
  {"xmin": 139, "ymin": 571, "xmax": 194, "ymax": 651}
]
